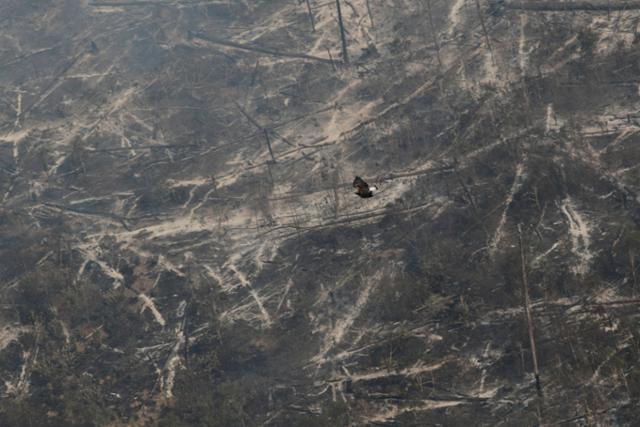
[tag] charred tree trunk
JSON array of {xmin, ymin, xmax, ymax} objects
[
  {"xmin": 192, "ymin": 33, "xmax": 333, "ymax": 64},
  {"xmin": 366, "ymin": 0, "xmax": 374, "ymax": 27},
  {"xmin": 264, "ymin": 129, "xmax": 276, "ymax": 163},
  {"xmin": 475, "ymin": 0, "xmax": 494, "ymax": 64},
  {"xmin": 326, "ymin": 48, "xmax": 337, "ymax": 71},
  {"xmin": 235, "ymin": 102, "xmax": 277, "ymax": 163},
  {"xmin": 518, "ymin": 224, "xmax": 542, "ymax": 394},
  {"xmin": 305, "ymin": 0, "xmax": 316, "ymax": 32},
  {"xmin": 336, "ymin": 0, "xmax": 349, "ymax": 64},
  {"xmin": 425, "ymin": 0, "xmax": 443, "ymax": 71},
  {"xmin": 503, "ymin": 0, "xmax": 640, "ymax": 11}
]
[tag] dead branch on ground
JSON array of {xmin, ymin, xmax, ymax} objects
[
  {"xmin": 503, "ymin": 0, "xmax": 640, "ymax": 11},
  {"xmin": 192, "ymin": 33, "xmax": 334, "ymax": 64},
  {"xmin": 518, "ymin": 224, "xmax": 542, "ymax": 394}
]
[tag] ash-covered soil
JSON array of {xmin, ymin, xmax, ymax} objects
[{"xmin": 1, "ymin": 1, "xmax": 640, "ymax": 425}]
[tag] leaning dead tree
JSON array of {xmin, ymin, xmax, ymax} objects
[
  {"xmin": 191, "ymin": 33, "xmax": 333, "ymax": 65},
  {"xmin": 304, "ymin": 0, "xmax": 316, "ymax": 32},
  {"xmin": 336, "ymin": 0, "xmax": 349, "ymax": 64},
  {"xmin": 518, "ymin": 224, "xmax": 542, "ymax": 393},
  {"xmin": 234, "ymin": 102, "xmax": 277, "ymax": 163},
  {"xmin": 503, "ymin": 0, "xmax": 640, "ymax": 11}
]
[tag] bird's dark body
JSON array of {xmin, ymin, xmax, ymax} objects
[{"xmin": 353, "ymin": 176, "xmax": 374, "ymax": 198}]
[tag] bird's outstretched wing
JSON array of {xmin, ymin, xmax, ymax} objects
[{"xmin": 353, "ymin": 176, "xmax": 370, "ymax": 193}]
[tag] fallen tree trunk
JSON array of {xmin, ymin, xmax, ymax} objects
[
  {"xmin": 518, "ymin": 224, "xmax": 542, "ymax": 394},
  {"xmin": 503, "ymin": 0, "xmax": 640, "ymax": 11},
  {"xmin": 192, "ymin": 33, "xmax": 334, "ymax": 64},
  {"xmin": 90, "ymin": 1, "xmax": 171, "ymax": 5}
]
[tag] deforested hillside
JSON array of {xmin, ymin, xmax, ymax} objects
[{"xmin": 1, "ymin": 1, "xmax": 639, "ymax": 425}]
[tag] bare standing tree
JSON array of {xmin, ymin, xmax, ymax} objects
[
  {"xmin": 336, "ymin": 0, "xmax": 349, "ymax": 64},
  {"xmin": 305, "ymin": 0, "xmax": 316, "ymax": 32}
]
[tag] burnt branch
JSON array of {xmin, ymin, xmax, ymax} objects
[{"xmin": 192, "ymin": 33, "xmax": 334, "ymax": 64}]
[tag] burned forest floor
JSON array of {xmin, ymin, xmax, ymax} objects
[{"xmin": 1, "ymin": 0, "xmax": 640, "ymax": 426}]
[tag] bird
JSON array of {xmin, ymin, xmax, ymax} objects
[{"xmin": 353, "ymin": 176, "xmax": 377, "ymax": 198}]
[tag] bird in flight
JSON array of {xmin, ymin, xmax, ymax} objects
[{"xmin": 353, "ymin": 176, "xmax": 378, "ymax": 198}]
